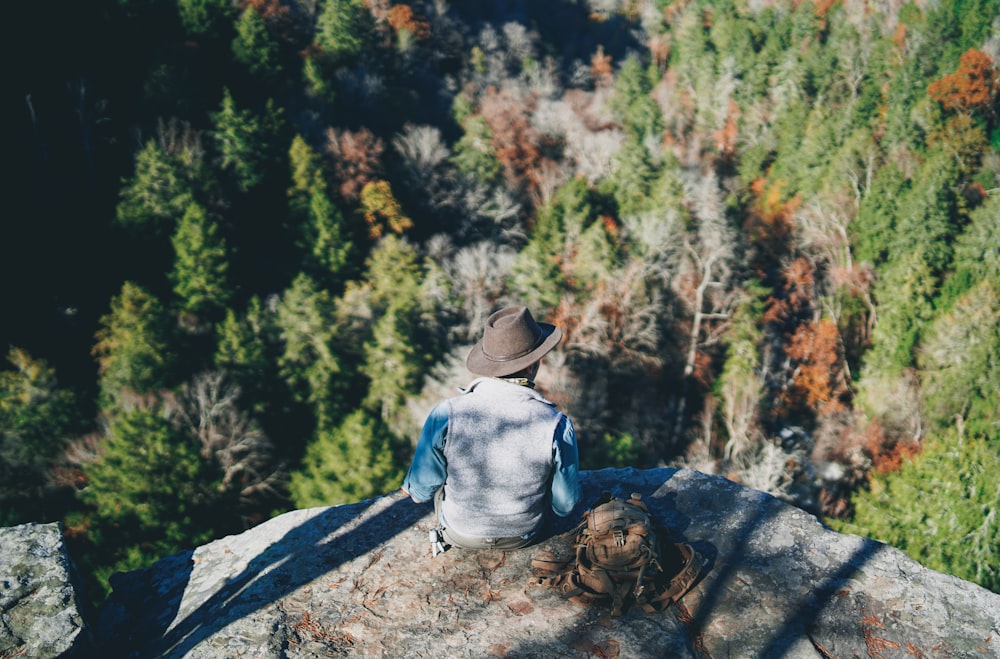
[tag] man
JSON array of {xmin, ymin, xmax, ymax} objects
[{"xmin": 402, "ymin": 306, "xmax": 581, "ymax": 552}]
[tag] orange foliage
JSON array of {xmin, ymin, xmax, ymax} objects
[
  {"xmin": 762, "ymin": 257, "xmax": 814, "ymax": 326},
  {"xmin": 863, "ymin": 419, "xmax": 921, "ymax": 474},
  {"xmin": 387, "ymin": 4, "xmax": 430, "ymax": 41},
  {"xmin": 478, "ymin": 87, "xmax": 543, "ymax": 194},
  {"xmin": 783, "ymin": 319, "xmax": 847, "ymax": 414},
  {"xmin": 927, "ymin": 49, "xmax": 998, "ymax": 114},
  {"xmin": 813, "ymin": 0, "xmax": 840, "ymax": 19},
  {"xmin": 591, "ymin": 45, "xmax": 614, "ymax": 87},
  {"xmin": 746, "ymin": 178, "xmax": 800, "ymax": 261},
  {"xmin": 712, "ymin": 99, "xmax": 740, "ymax": 158},
  {"xmin": 326, "ymin": 127, "xmax": 385, "ymax": 203}
]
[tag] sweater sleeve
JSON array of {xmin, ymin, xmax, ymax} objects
[
  {"xmin": 550, "ymin": 414, "xmax": 581, "ymax": 517},
  {"xmin": 402, "ymin": 402, "xmax": 449, "ymax": 503}
]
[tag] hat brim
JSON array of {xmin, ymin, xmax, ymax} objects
[{"xmin": 466, "ymin": 323, "xmax": 562, "ymax": 377}]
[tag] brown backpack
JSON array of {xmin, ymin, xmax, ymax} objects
[{"xmin": 531, "ymin": 493, "xmax": 704, "ymax": 616}]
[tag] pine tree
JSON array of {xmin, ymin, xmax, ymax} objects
[
  {"xmin": 211, "ymin": 88, "xmax": 283, "ymax": 192},
  {"xmin": 92, "ymin": 282, "xmax": 178, "ymax": 408},
  {"xmin": 115, "ymin": 139, "xmax": 193, "ymax": 238},
  {"xmin": 289, "ymin": 408, "xmax": 404, "ymax": 507},
  {"xmin": 315, "ymin": 0, "xmax": 372, "ymax": 65},
  {"xmin": 77, "ymin": 406, "xmax": 218, "ymax": 600},
  {"xmin": 0, "ymin": 348, "xmax": 83, "ymax": 524},
  {"xmin": 832, "ymin": 430, "xmax": 1000, "ymax": 593},
  {"xmin": 170, "ymin": 201, "xmax": 232, "ymax": 326},
  {"xmin": 233, "ymin": 4, "xmax": 281, "ymax": 81},
  {"xmin": 274, "ymin": 272, "xmax": 342, "ymax": 429}
]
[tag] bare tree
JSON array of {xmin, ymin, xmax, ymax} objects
[{"xmin": 168, "ymin": 371, "xmax": 286, "ymax": 507}]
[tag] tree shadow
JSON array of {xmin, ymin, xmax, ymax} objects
[{"xmin": 98, "ymin": 492, "xmax": 428, "ymax": 658}]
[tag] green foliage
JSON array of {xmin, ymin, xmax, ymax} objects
[
  {"xmin": 315, "ymin": 0, "xmax": 372, "ymax": 65},
  {"xmin": 275, "ymin": 273, "xmax": 343, "ymax": 429},
  {"xmin": 78, "ymin": 406, "xmax": 219, "ymax": 600},
  {"xmin": 93, "ymin": 282, "xmax": 178, "ymax": 407},
  {"xmin": 942, "ymin": 194, "xmax": 1000, "ymax": 304},
  {"xmin": 233, "ymin": 5, "xmax": 281, "ymax": 80},
  {"xmin": 832, "ymin": 431, "xmax": 1000, "ymax": 593},
  {"xmin": 116, "ymin": 140, "xmax": 194, "ymax": 238},
  {"xmin": 289, "ymin": 135, "xmax": 353, "ymax": 287},
  {"xmin": 0, "ymin": 349, "xmax": 83, "ymax": 523},
  {"xmin": 211, "ymin": 88, "xmax": 284, "ymax": 192},
  {"xmin": 178, "ymin": 0, "xmax": 233, "ymax": 38},
  {"xmin": 289, "ymin": 408, "xmax": 404, "ymax": 507},
  {"xmin": 610, "ymin": 55, "xmax": 662, "ymax": 144},
  {"xmin": 918, "ymin": 281, "xmax": 999, "ymax": 437},
  {"xmin": 451, "ymin": 115, "xmax": 501, "ymax": 185},
  {"xmin": 582, "ymin": 432, "xmax": 642, "ymax": 470},
  {"xmin": 170, "ymin": 201, "xmax": 232, "ymax": 324}
]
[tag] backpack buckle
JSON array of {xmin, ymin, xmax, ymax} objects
[{"xmin": 613, "ymin": 528, "xmax": 626, "ymax": 547}]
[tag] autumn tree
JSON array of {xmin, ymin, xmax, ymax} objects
[
  {"xmin": 325, "ymin": 126, "xmax": 385, "ymax": 203},
  {"xmin": 358, "ymin": 180, "xmax": 412, "ymax": 239},
  {"xmin": 928, "ymin": 49, "xmax": 998, "ymax": 114}
]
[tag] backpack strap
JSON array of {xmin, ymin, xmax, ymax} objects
[{"xmin": 643, "ymin": 542, "xmax": 706, "ymax": 611}]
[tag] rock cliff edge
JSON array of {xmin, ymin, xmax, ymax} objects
[{"xmin": 4, "ymin": 468, "xmax": 999, "ymax": 658}]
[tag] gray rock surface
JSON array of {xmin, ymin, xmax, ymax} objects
[
  {"xmin": 0, "ymin": 522, "xmax": 92, "ymax": 658},
  {"xmin": 90, "ymin": 468, "xmax": 1000, "ymax": 657}
]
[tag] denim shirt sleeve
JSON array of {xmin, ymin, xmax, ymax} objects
[
  {"xmin": 402, "ymin": 402, "xmax": 449, "ymax": 503},
  {"xmin": 551, "ymin": 414, "xmax": 581, "ymax": 517}
]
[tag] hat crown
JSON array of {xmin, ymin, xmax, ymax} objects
[
  {"xmin": 482, "ymin": 307, "xmax": 544, "ymax": 360},
  {"xmin": 466, "ymin": 306, "xmax": 561, "ymax": 377}
]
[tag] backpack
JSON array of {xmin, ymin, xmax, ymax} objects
[{"xmin": 531, "ymin": 493, "xmax": 704, "ymax": 617}]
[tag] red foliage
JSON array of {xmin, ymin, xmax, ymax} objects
[
  {"xmin": 478, "ymin": 87, "xmax": 543, "ymax": 194},
  {"xmin": 928, "ymin": 49, "xmax": 998, "ymax": 114},
  {"xmin": 762, "ymin": 257, "xmax": 815, "ymax": 327},
  {"xmin": 745, "ymin": 178, "xmax": 801, "ymax": 264},
  {"xmin": 864, "ymin": 419, "xmax": 921, "ymax": 475},
  {"xmin": 325, "ymin": 127, "xmax": 385, "ymax": 203},
  {"xmin": 782, "ymin": 319, "xmax": 848, "ymax": 415},
  {"xmin": 387, "ymin": 4, "xmax": 430, "ymax": 41},
  {"xmin": 591, "ymin": 45, "xmax": 614, "ymax": 87}
]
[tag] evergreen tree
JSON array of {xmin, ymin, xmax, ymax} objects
[
  {"xmin": 315, "ymin": 0, "xmax": 372, "ymax": 65},
  {"xmin": 211, "ymin": 88, "xmax": 283, "ymax": 192},
  {"xmin": 288, "ymin": 135, "xmax": 353, "ymax": 287},
  {"xmin": 832, "ymin": 431, "xmax": 1000, "ymax": 593},
  {"xmin": 233, "ymin": 4, "xmax": 281, "ymax": 81},
  {"xmin": 178, "ymin": 0, "xmax": 233, "ymax": 38},
  {"xmin": 170, "ymin": 201, "xmax": 232, "ymax": 326},
  {"xmin": 0, "ymin": 349, "xmax": 84, "ymax": 524},
  {"xmin": 289, "ymin": 408, "xmax": 404, "ymax": 507},
  {"xmin": 274, "ymin": 272, "xmax": 342, "ymax": 429},
  {"xmin": 92, "ymin": 282, "xmax": 178, "ymax": 407},
  {"xmin": 115, "ymin": 139, "xmax": 193, "ymax": 238},
  {"xmin": 918, "ymin": 281, "xmax": 1000, "ymax": 438}
]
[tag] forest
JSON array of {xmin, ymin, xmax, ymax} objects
[{"xmin": 4, "ymin": 0, "xmax": 998, "ymax": 609}]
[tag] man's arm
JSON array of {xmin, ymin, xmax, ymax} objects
[
  {"xmin": 401, "ymin": 402, "xmax": 449, "ymax": 503},
  {"xmin": 550, "ymin": 415, "xmax": 581, "ymax": 516}
]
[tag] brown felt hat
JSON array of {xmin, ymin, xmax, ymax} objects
[{"xmin": 466, "ymin": 306, "xmax": 562, "ymax": 377}]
